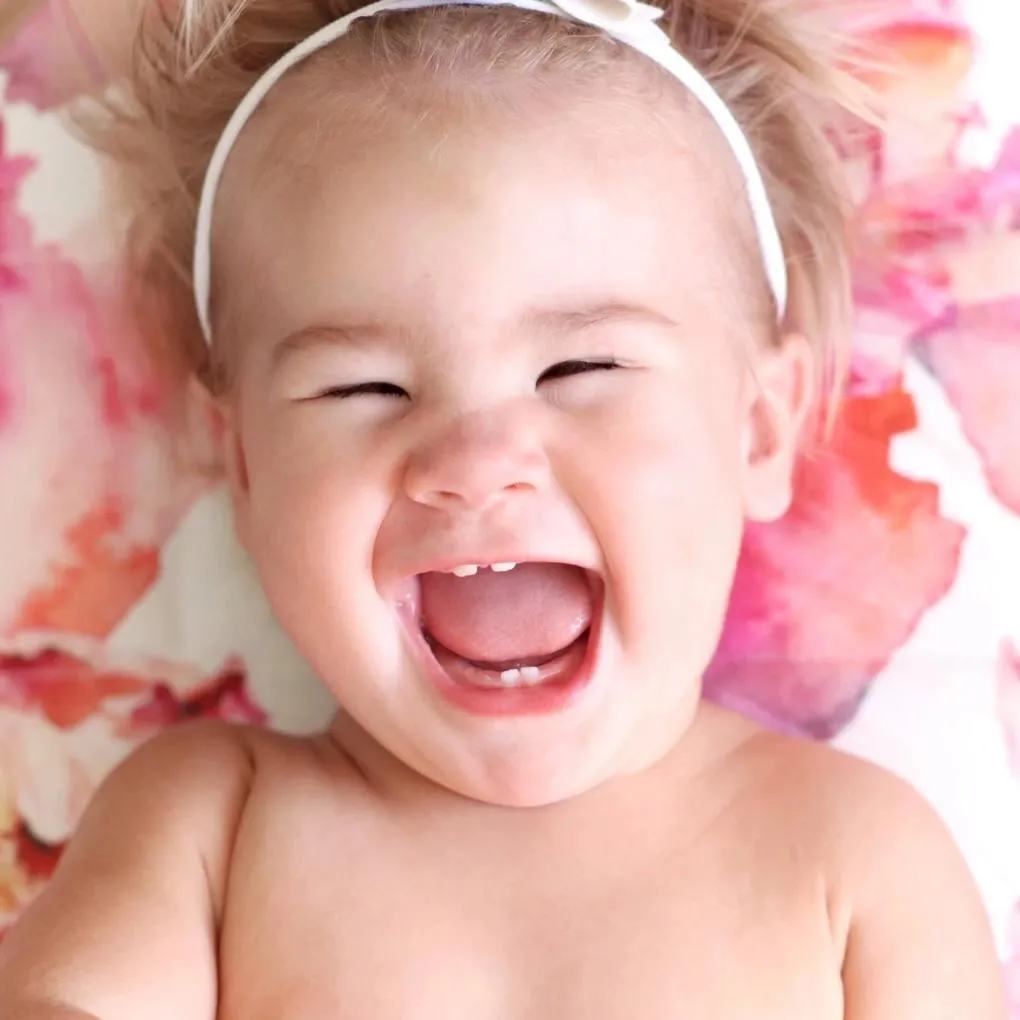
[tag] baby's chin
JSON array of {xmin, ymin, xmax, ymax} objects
[
  {"xmin": 321, "ymin": 590, "xmax": 706, "ymax": 806},
  {"xmin": 363, "ymin": 698, "xmax": 698, "ymax": 810}
]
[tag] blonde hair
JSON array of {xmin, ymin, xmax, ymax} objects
[{"xmin": 85, "ymin": 0, "xmax": 872, "ymax": 418}]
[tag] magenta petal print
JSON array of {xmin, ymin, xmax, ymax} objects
[
  {"xmin": 0, "ymin": 121, "xmax": 211, "ymax": 638},
  {"xmin": 705, "ymin": 384, "xmax": 966, "ymax": 738},
  {"xmin": 922, "ymin": 299, "xmax": 1020, "ymax": 514}
]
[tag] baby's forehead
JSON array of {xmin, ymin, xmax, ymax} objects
[
  {"xmin": 211, "ymin": 48, "xmax": 765, "ymax": 349},
  {"xmin": 225, "ymin": 22, "xmax": 745, "ymax": 187},
  {"xmin": 221, "ymin": 53, "xmax": 748, "ymax": 234}
]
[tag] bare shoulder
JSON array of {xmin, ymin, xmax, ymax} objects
[
  {"xmin": 105, "ymin": 718, "xmax": 257, "ymax": 806},
  {"xmin": 727, "ymin": 723, "xmax": 981, "ymax": 912},
  {"xmin": 730, "ymin": 723, "xmax": 945, "ymax": 833},
  {"xmin": 726, "ymin": 721, "xmax": 1005, "ymax": 1019},
  {"xmin": 115, "ymin": 716, "xmax": 257, "ymax": 773},
  {"xmin": 78, "ymin": 720, "xmax": 261, "ymax": 910},
  {"xmin": 0, "ymin": 722, "xmax": 262, "ymax": 1018}
]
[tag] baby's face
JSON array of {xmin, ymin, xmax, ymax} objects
[{"xmin": 215, "ymin": 79, "xmax": 808, "ymax": 805}]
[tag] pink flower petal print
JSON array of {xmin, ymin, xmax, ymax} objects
[
  {"xmin": 853, "ymin": 13, "xmax": 975, "ymax": 193},
  {"xmin": 856, "ymin": 16, "xmax": 972, "ymax": 113},
  {"xmin": 0, "ymin": 634, "xmax": 269, "ymax": 847},
  {"xmin": 0, "ymin": 0, "xmax": 105, "ymax": 110},
  {"xmin": 10, "ymin": 821, "xmax": 62, "ymax": 884},
  {"xmin": 849, "ymin": 127, "xmax": 1020, "ymax": 389},
  {"xmin": 921, "ymin": 299, "xmax": 1020, "ymax": 514},
  {"xmin": 0, "ymin": 647, "xmax": 148, "ymax": 730},
  {"xmin": 0, "ymin": 119, "xmax": 214, "ymax": 637},
  {"xmin": 12, "ymin": 499, "xmax": 164, "ymax": 637},
  {"xmin": 706, "ymin": 385, "xmax": 966, "ymax": 738},
  {"xmin": 125, "ymin": 658, "xmax": 270, "ymax": 732}
]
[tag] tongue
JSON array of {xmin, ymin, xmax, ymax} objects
[{"xmin": 420, "ymin": 563, "xmax": 592, "ymax": 665}]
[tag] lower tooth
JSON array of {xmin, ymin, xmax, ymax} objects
[
  {"xmin": 520, "ymin": 666, "xmax": 541, "ymax": 685},
  {"xmin": 499, "ymin": 668, "xmax": 521, "ymax": 686}
]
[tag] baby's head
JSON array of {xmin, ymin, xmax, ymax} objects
[{"xmin": 110, "ymin": 0, "xmax": 862, "ymax": 804}]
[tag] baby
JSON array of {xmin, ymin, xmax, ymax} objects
[{"xmin": 0, "ymin": 0, "xmax": 1007, "ymax": 1017}]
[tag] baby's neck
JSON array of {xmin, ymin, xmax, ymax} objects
[{"xmin": 322, "ymin": 700, "xmax": 759, "ymax": 818}]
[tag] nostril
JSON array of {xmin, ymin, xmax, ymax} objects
[
  {"xmin": 405, "ymin": 447, "xmax": 546, "ymax": 510},
  {"xmin": 435, "ymin": 489, "xmax": 466, "ymax": 504},
  {"xmin": 414, "ymin": 488, "xmax": 466, "ymax": 509}
]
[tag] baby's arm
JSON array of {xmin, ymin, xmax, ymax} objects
[
  {"xmin": 0, "ymin": 722, "xmax": 253, "ymax": 1020},
  {"xmin": 837, "ymin": 766, "xmax": 1006, "ymax": 1018}
]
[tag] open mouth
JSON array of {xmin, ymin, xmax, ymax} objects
[{"xmin": 396, "ymin": 561, "xmax": 603, "ymax": 717}]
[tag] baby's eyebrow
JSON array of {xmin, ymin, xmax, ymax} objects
[
  {"xmin": 269, "ymin": 321, "xmax": 405, "ymax": 367},
  {"xmin": 521, "ymin": 300, "xmax": 679, "ymax": 336},
  {"xmin": 270, "ymin": 300, "xmax": 677, "ymax": 367}
]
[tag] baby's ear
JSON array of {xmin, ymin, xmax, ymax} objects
[
  {"xmin": 190, "ymin": 377, "xmax": 253, "ymax": 550},
  {"xmin": 221, "ymin": 408, "xmax": 253, "ymax": 551},
  {"xmin": 741, "ymin": 332, "xmax": 814, "ymax": 523}
]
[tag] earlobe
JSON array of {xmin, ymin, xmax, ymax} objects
[{"xmin": 742, "ymin": 332, "xmax": 814, "ymax": 523}]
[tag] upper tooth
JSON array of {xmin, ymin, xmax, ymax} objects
[
  {"xmin": 491, "ymin": 562, "xmax": 518, "ymax": 573},
  {"xmin": 451, "ymin": 564, "xmax": 480, "ymax": 577}
]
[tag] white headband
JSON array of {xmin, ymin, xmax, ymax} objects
[{"xmin": 192, "ymin": 0, "xmax": 788, "ymax": 344}]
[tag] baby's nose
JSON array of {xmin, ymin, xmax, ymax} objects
[{"xmin": 403, "ymin": 410, "xmax": 550, "ymax": 512}]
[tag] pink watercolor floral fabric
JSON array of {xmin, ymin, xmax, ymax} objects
[{"xmin": 2, "ymin": 0, "xmax": 1019, "ymax": 999}]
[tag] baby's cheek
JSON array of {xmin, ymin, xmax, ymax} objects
[
  {"xmin": 256, "ymin": 460, "xmax": 369, "ymax": 545},
  {"xmin": 598, "ymin": 391, "xmax": 745, "ymax": 584},
  {"xmin": 592, "ymin": 389, "xmax": 740, "ymax": 502},
  {"xmin": 245, "ymin": 408, "xmax": 365, "ymax": 498},
  {"xmin": 246, "ymin": 472, "xmax": 377, "ymax": 639}
]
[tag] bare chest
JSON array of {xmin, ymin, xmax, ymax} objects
[{"xmin": 217, "ymin": 809, "xmax": 842, "ymax": 1020}]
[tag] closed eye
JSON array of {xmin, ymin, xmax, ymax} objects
[
  {"xmin": 537, "ymin": 359, "xmax": 621, "ymax": 385},
  {"xmin": 310, "ymin": 381, "xmax": 409, "ymax": 400}
]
